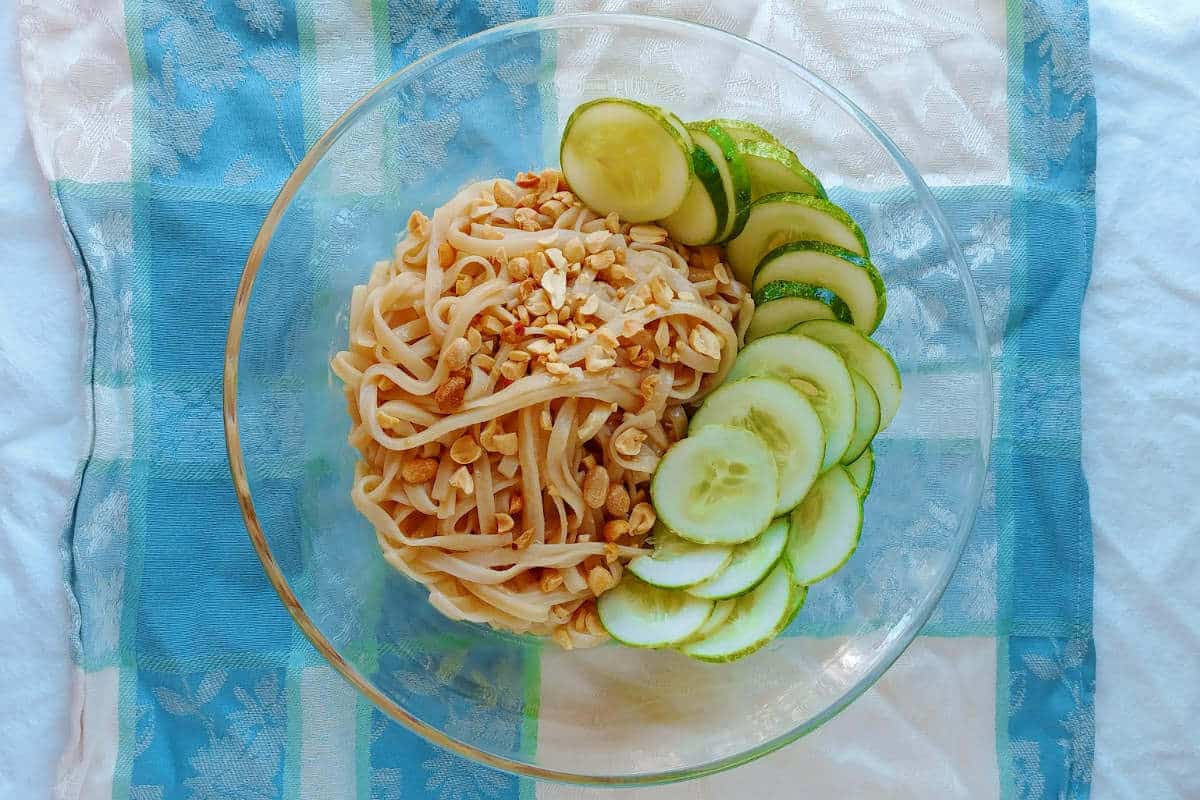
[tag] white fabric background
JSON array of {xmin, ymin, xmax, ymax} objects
[
  {"xmin": 1, "ymin": 1, "xmax": 1197, "ymax": 797},
  {"xmin": 0, "ymin": 1, "xmax": 82, "ymax": 796}
]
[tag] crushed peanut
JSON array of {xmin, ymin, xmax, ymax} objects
[
  {"xmin": 492, "ymin": 432, "xmax": 519, "ymax": 456},
  {"xmin": 587, "ymin": 564, "xmax": 617, "ymax": 596},
  {"xmin": 443, "ymin": 337, "xmax": 471, "ymax": 371},
  {"xmin": 434, "ymin": 376, "xmax": 466, "ymax": 410},
  {"xmin": 583, "ymin": 465, "xmax": 610, "ymax": 509},
  {"xmin": 499, "ymin": 359, "xmax": 528, "ymax": 381},
  {"xmin": 448, "ymin": 465, "xmax": 474, "ymax": 495},
  {"xmin": 494, "ymin": 512, "xmax": 515, "ymax": 534},
  {"xmin": 585, "ymin": 250, "xmax": 616, "ymax": 271},
  {"xmin": 437, "ymin": 242, "xmax": 456, "ymax": 268},
  {"xmin": 584, "ymin": 344, "xmax": 617, "ymax": 373},
  {"xmin": 401, "ymin": 456, "xmax": 438, "ymax": 484},
  {"xmin": 629, "ymin": 224, "xmax": 668, "ymax": 244},
  {"xmin": 689, "ymin": 324, "xmax": 723, "ymax": 359},
  {"xmin": 449, "ymin": 434, "xmax": 481, "ymax": 464},
  {"xmin": 605, "ymin": 484, "xmax": 631, "ymax": 518},
  {"xmin": 407, "ymin": 210, "xmax": 430, "ymax": 238},
  {"xmin": 639, "ymin": 374, "xmax": 660, "ymax": 403},
  {"xmin": 526, "ymin": 338, "xmax": 555, "ymax": 356},
  {"xmin": 540, "ymin": 570, "xmax": 564, "ymax": 593},
  {"xmin": 629, "ymin": 502, "xmax": 656, "ymax": 535},
  {"xmin": 613, "ymin": 428, "xmax": 647, "ymax": 457},
  {"xmin": 545, "ymin": 361, "xmax": 570, "ymax": 377}
]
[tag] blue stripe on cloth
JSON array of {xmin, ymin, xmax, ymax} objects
[{"xmin": 1000, "ymin": 0, "xmax": 1097, "ymax": 796}]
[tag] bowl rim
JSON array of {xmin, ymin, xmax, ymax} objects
[{"xmin": 223, "ymin": 10, "xmax": 993, "ymax": 787}]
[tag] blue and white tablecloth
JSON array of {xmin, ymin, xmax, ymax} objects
[{"xmin": 14, "ymin": 1, "xmax": 1099, "ymax": 798}]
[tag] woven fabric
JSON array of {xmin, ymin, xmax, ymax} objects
[{"xmin": 16, "ymin": 0, "xmax": 1095, "ymax": 797}]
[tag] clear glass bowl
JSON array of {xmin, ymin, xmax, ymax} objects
[{"xmin": 224, "ymin": 12, "xmax": 991, "ymax": 786}]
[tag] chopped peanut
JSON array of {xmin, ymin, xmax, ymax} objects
[
  {"xmin": 434, "ymin": 376, "xmax": 466, "ymax": 410},
  {"xmin": 400, "ymin": 457, "xmax": 438, "ymax": 484},
  {"xmin": 449, "ymin": 434, "xmax": 481, "ymax": 464},
  {"xmin": 583, "ymin": 465, "xmax": 610, "ymax": 509},
  {"xmin": 605, "ymin": 484, "xmax": 630, "ymax": 518},
  {"xmin": 628, "ymin": 502, "xmax": 656, "ymax": 535}
]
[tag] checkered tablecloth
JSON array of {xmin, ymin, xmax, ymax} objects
[{"xmin": 16, "ymin": 1, "xmax": 1095, "ymax": 797}]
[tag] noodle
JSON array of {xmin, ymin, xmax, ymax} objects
[{"xmin": 333, "ymin": 168, "xmax": 750, "ymax": 647}]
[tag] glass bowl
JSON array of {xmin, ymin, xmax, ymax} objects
[{"xmin": 224, "ymin": 12, "xmax": 991, "ymax": 787}]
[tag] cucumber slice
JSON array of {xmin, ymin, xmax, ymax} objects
[
  {"xmin": 684, "ymin": 598, "xmax": 737, "ymax": 642},
  {"xmin": 687, "ymin": 517, "xmax": 789, "ymax": 599},
  {"xmin": 842, "ymin": 370, "xmax": 880, "ymax": 464},
  {"xmin": 651, "ymin": 424, "xmax": 778, "ymax": 545},
  {"xmin": 678, "ymin": 563, "xmax": 798, "ymax": 662},
  {"xmin": 846, "ymin": 446, "xmax": 875, "ymax": 497},
  {"xmin": 785, "ymin": 467, "xmax": 864, "ymax": 585},
  {"xmin": 726, "ymin": 335, "xmax": 856, "ymax": 471},
  {"xmin": 707, "ymin": 118, "xmax": 784, "ymax": 148},
  {"xmin": 686, "ymin": 122, "xmax": 753, "ymax": 240},
  {"xmin": 597, "ymin": 576, "xmax": 714, "ymax": 648},
  {"xmin": 746, "ymin": 281, "xmax": 852, "ymax": 343},
  {"xmin": 792, "ymin": 320, "xmax": 902, "ymax": 429},
  {"xmin": 660, "ymin": 143, "xmax": 726, "ymax": 245},
  {"xmin": 627, "ymin": 524, "xmax": 734, "ymax": 588},
  {"xmin": 689, "ymin": 377, "xmax": 824, "ymax": 515},
  {"xmin": 738, "ymin": 140, "xmax": 826, "ymax": 200},
  {"xmin": 752, "ymin": 241, "xmax": 887, "ymax": 334},
  {"xmin": 726, "ymin": 194, "xmax": 870, "ymax": 285},
  {"xmin": 560, "ymin": 98, "xmax": 693, "ymax": 223}
]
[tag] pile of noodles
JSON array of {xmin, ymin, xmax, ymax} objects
[{"xmin": 331, "ymin": 170, "xmax": 751, "ymax": 648}]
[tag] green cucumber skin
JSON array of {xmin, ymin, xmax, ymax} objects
[
  {"xmin": 753, "ymin": 280, "xmax": 854, "ymax": 324},
  {"xmin": 680, "ymin": 565, "xmax": 800, "ymax": 663},
  {"xmin": 668, "ymin": 142, "xmax": 728, "ymax": 245},
  {"xmin": 779, "ymin": 584, "xmax": 809, "ymax": 631},
  {"xmin": 847, "ymin": 447, "xmax": 876, "ymax": 497},
  {"xmin": 597, "ymin": 576, "xmax": 713, "ymax": 649},
  {"xmin": 791, "ymin": 319, "xmax": 902, "ymax": 428},
  {"xmin": 841, "ymin": 370, "xmax": 881, "ymax": 465},
  {"xmin": 737, "ymin": 139, "xmax": 827, "ymax": 200},
  {"xmin": 706, "ymin": 118, "xmax": 784, "ymax": 148},
  {"xmin": 682, "ymin": 588, "xmax": 802, "ymax": 662},
  {"xmin": 751, "ymin": 192, "xmax": 871, "ymax": 257},
  {"xmin": 785, "ymin": 467, "xmax": 865, "ymax": 586},
  {"xmin": 688, "ymin": 121, "xmax": 753, "ymax": 240},
  {"xmin": 751, "ymin": 240, "xmax": 887, "ymax": 333}
]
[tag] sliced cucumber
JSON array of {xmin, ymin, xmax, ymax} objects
[
  {"xmin": 689, "ymin": 377, "xmax": 824, "ymax": 515},
  {"xmin": 746, "ymin": 281, "xmax": 852, "ymax": 343},
  {"xmin": 627, "ymin": 524, "xmax": 734, "ymax": 588},
  {"xmin": 792, "ymin": 320, "xmax": 902, "ymax": 429},
  {"xmin": 651, "ymin": 424, "xmax": 777, "ymax": 545},
  {"xmin": 597, "ymin": 576, "xmax": 714, "ymax": 648},
  {"xmin": 726, "ymin": 194, "xmax": 870, "ymax": 285},
  {"xmin": 785, "ymin": 467, "xmax": 864, "ymax": 585},
  {"xmin": 846, "ymin": 446, "xmax": 875, "ymax": 497},
  {"xmin": 678, "ymin": 562, "xmax": 797, "ymax": 662},
  {"xmin": 726, "ymin": 335, "xmax": 856, "ymax": 471},
  {"xmin": 687, "ymin": 517, "xmax": 789, "ymax": 600},
  {"xmin": 686, "ymin": 122, "xmax": 753, "ymax": 240},
  {"xmin": 560, "ymin": 98, "xmax": 693, "ymax": 223},
  {"xmin": 842, "ymin": 370, "xmax": 880, "ymax": 465},
  {"xmin": 707, "ymin": 118, "xmax": 784, "ymax": 148},
  {"xmin": 660, "ymin": 143, "xmax": 726, "ymax": 245},
  {"xmin": 738, "ymin": 140, "xmax": 826, "ymax": 200},
  {"xmin": 685, "ymin": 598, "xmax": 737, "ymax": 642},
  {"xmin": 751, "ymin": 241, "xmax": 887, "ymax": 334}
]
